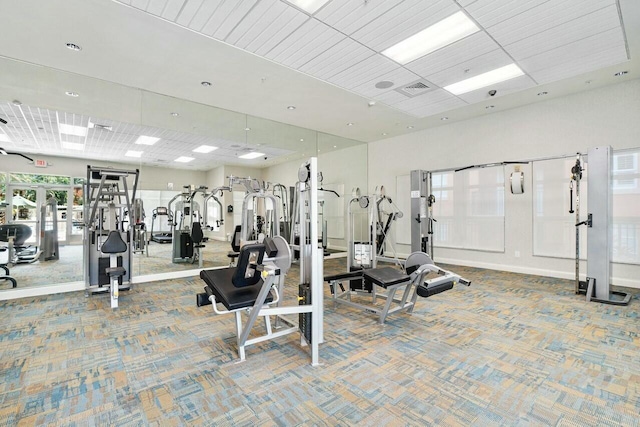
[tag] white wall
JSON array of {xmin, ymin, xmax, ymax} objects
[{"xmin": 368, "ymin": 79, "xmax": 640, "ymax": 288}]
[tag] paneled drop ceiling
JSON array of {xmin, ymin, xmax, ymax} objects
[
  {"xmin": 0, "ymin": 0, "xmax": 638, "ymax": 168},
  {"xmin": 117, "ymin": 0, "xmax": 629, "ymax": 118}
]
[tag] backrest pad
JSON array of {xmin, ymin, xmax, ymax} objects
[{"xmin": 232, "ymin": 243, "xmax": 265, "ymax": 288}]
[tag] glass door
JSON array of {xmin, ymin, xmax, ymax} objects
[{"xmin": 9, "ymin": 186, "xmax": 41, "ymax": 246}]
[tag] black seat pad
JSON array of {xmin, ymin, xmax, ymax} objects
[
  {"xmin": 200, "ymin": 268, "xmax": 273, "ymax": 311},
  {"xmin": 324, "ymin": 271, "xmax": 363, "ymax": 282},
  {"xmin": 363, "ymin": 267, "xmax": 409, "ymax": 288}
]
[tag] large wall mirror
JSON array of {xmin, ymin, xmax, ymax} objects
[{"xmin": 0, "ymin": 57, "xmax": 367, "ymax": 297}]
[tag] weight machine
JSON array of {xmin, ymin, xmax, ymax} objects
[
  {"xmin": 168, "ymin": 185, "xmax": 207, "ymax": 265},
  {"xmin": 570, "ymin": 146, "xmax": 631, "ymax": 305},
  {"xmin": 84, "ymin": 166, "xmax": 139, "ymax": 309},
  {"xmin": 150, "ymin": 206, "xmax": 173, "ymax": 243},
  {"xmin": 202, "ymin": 185, "xmax": 230, "ymax": 231},
  {"xmin": 410, "ymin": 170, "xmax": 436, "ymax": 257},
  {"xmin": 39, "ymin": 196, "xmax": 59, "ymax": 261},
  {"xmin": 197, "ymin": 158, "xmax": 323, "ymax": 365},
  {"xmin": 130, "ymin": 198, "xmax": 148, "ymax": 256}
]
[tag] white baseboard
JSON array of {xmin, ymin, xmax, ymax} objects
[
  {"xmin": 1, "ymin": 281, "xmax": 85, "ymax": 300},
  {"xmin": 431, "ymin": 256, "xmax": 640, "ymax": 290}
]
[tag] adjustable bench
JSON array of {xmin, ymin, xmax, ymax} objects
[{"xmin": 325, "ymin": 252, "xmax": 470, "ymax": 324}]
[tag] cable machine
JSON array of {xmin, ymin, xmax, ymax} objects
[
  {"xmin": 570, "ymin": 146, "xmax": 631, "ymax": 305},
  {"xmin": 130, "ymin": 198, "xmax": 148, "ymax": 256},
  {"xmin": 84, "ymin": 166, "xmax": 139, "ymax": 308},
  {"xmin": 168, "ymin": 185, "xmax": 207, "ymax": 264},
  {"xmin": 150, "ymin": 207, "xmax": 173, "ymax": 243},
  {"xmin": 410, "ymin": 170, "xmax": 436, "ymax": 257}
]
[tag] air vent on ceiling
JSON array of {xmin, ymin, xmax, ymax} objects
[{"xmin": 394, "ymin": 79, "xmax": 434, "ymax": 98}]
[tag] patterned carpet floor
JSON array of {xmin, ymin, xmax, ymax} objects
[{"xmin": 0, "ymin": 259, "xmax": 639, "ymax": 426}]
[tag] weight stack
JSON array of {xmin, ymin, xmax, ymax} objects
[{"xmin": 298, "ymin": 283, "xmax": 312, "ymax": 344}]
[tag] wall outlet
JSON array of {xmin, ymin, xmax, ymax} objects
[{"xmin": 515, "ymin": 250, "xmax": 520, "ymax": 258}]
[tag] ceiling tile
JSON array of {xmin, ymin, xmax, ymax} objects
[
  {"xmin": 146, "ymin": 0, "xmax": 170, "ymax": 15},
  {"xmin": 298, "ymin": 38, "xmax": 375, "ymax": 81},
  {"xmin": 373, "ymin": 90, "xmax": 411, "ymax": 106},
  {"xmin": 405, "ymin": 31, "xmax": 501, "ymax": 77},
  {"xmin": 131, "ymin": 0, "xmax": 150, "ymax": 9},
  {"xmin": 520, "ymin": 27, "xmax": 628, "ymax": 83},
  {"xmin": 486, "ymin": 0, "xmax": 618, "ymax": 47},
  {"xmin": 201, "ymin": 0, "xmax": 257, "ymax": 40},
  {"xmin": 325, "ymin": 54, "xmax": 398, "ymax": 90},
  {"xmin": 425, "ymin": 48, "xmax": 514, "ymax": 88},
  {"xmin": 265, "ymin": 19, "xmax": 345, "ymax": 70},
  {"xmin": 391, "ymin": 89, "xmax": 468, "ymax": 118},
  {"xmin": 501, "ymin": 4, "xmax": 622, "ymax": 60},
  {"xmin": 351, "ymin": 0, "xmax": 458, "ymax": 52},
  {"xmin": 314, "ymin": 0, "xmax": 404, "ymax": 35},
  {"xmin": 465, "ymin": 0, "xmax": 549, "ymax": 29},
  {"xmin": 160, "ymin": 0, "xmax": 187, "ymax": 20}
]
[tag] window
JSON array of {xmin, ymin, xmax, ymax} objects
[
  {"xmin": 432, "ymin": 166, "xmax": 505, "ymax": 251},
  {"xmin": 533, "ymin": 150, "xmax": 640, "ymax": 264}
]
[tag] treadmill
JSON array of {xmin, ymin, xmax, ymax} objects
[{"xmin": 150, "ymin": 206, "xmax": 173, "ymax": 243}]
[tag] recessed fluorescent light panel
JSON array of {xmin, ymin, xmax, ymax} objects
[
  {"xmin": 382, "ymin": 11, "xmax": 479, "ymax": 65},
  {"xmin": 285, "ymin": 0, "xmax": 330, "ymax": 14},
  {"xmin": 444, "ymin": 64, "xmax": 525, "ymax": 95},
  {"xmin": 175, "ymin": 156, "xmax": 194, "ymax": 163},
  {"xmin": 239, "ymin": 152, "xmax": 265, "ymax": 160},
  {"xmin": 58, "ymin": 123, "xmax": 88, "ymax": 137},
  {"xmin": 125, "ymin": 150, "xmax": 143, "ymax": 158},
  {"xmin": 193, "ymin": 145, "xmax": 218, "ymax": 153},
  {"xmin": 61, "ymin": 141, "xmax": 84, "ymax": 150},
  {"xmin": 0, "ymin": 134, "xmax": 10, "ymax": 143},
  {"xmin": 135, "ymin": 135, "xmax": 160, "ymax": 145}
]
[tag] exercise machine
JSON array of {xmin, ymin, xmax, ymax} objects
[
  {"xmin": 202, "ymin": 186, "xmax": 230, "ymax": 231},
  {"xmin": 130, "ymin": 198, "xmax": 148, "ymax": 256},
  {"xmin": 0, "ymin": 223, "xmax": 41, "ymax": 264},
  {"xmin": 570, "ymin": 147, "xmax": 631, "ymax": 305},
  {"xmin": 373, "ymin": 185, "xmax": 403, "ymax": 263},
  {"xmin": 325, "ymin": 251, "xmax": 470, "ymax": 324},
  {"xmin": 410, "ymin": 170, "xmax": 436, "ymax": 257},
  {"xmin": 39, "ymin": 196, "xmax": 59, "ymax": 261},
  {"xmin": 168, "ymin": 185, "xmax": 207, "ymax": 264},
  {"xmin": 84, "ymin": 166, "xmax": 139, "ymax": 309},
  {"xmin": 272, "ymin": 183, "xmax": 293, "ymax": 243},
  {"xmin": 197, "ymin": 158, "xmax": 323, "ymax": 365},
  {"xmin": 150, "ymin": 206, "xmax": 173, "ymax": 243}
]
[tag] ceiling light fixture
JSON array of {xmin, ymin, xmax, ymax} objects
[
  {"xmin": 444, "ymin": 64, "xmax": 524, "ymax": 95},
  {"xmin": 382, "ymin": 133, "xmax": 387, "ymax": 136},
  {"xmin": 66, "ymin": 43, "xmax": 82, "ymax": 51},
  {"xmin": 441, "ymin": 117, "xmax": 449, "ymax": 121},
  {"xmin": 0, "ymin": 134, "xmax": 11, "ymax": 143},
  {"xmin": 407, "ymin": 125, "xmax": 414, "ymax": 129},
  {"xmin": 65, "ymin": 91, "xmax": 79, "ymax": 97},
  {"xmin": 614, "ymin": 71, "xmax": 628, "ymax": 77},
  {"xmin": 61, "ymin": 141, "xmax": 84, "ymax": 150},
  {"xmin": 125, "ymin": 150, "xmax": 143, "ymax": 158},
  {"xmin": 333, "ymin": 145, "xmax": 337, "ymax": 148},
  {"xmin": 284, "ymin": 0, "xmax": 331, "ymax": 14},
  {"xmin": 537, "ymin": 91, "xmax": 548, "ymax": 96},
  {"xmin": 287, "ymin": 106, "xmax": 296, "ymax": 110},
  {"xmin": 171, "ymin": 112, "xmax": 179, "ymax": 117},
  {"xmin": 201, "ymin": 81, "xmax": 212, "ymax": 86},
  {"xmin": 347, "ymin": 123, "xmax": 354, "ymax": 126},
  {"xmin": 485, "ymin": 105, "xmax": 495, "ymax": 109},
  {"xmin": 382, "ymin": 11, "xmax": 479, "ymax": 65},
  {"xmin": 193, "ymin": 145, "xmax": 218, "ymax": 153},
  {"xmin": 0, "ymin": 148, "xmax": 7, "ymax": 155},
  {"xmin": 300, "ymin": 138, "xmax": 304, "ymax": 142},
  {"xmin": 239, "ymin": 152, "xmax": 265, "ymax": 159},
  {"xmin": 11, "ymin": 100, "xmax": 22, "ymax": 106},
  {"xmin": 135, "ymin": 135, "xmax": 160, "ymax": 145},
  {"xmin": 58, "ymin": 123, "xmax": 88, "ymax": 137},
  {"xmin": 175, "ymin": 156, "xmax": 195, "ymax": 163}
]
